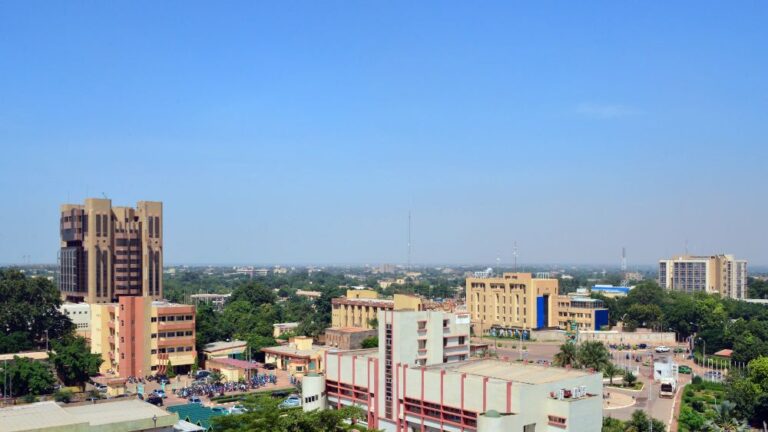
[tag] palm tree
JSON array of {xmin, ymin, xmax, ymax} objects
[
  {"xmin": 577, "ymin": 341, "xmax": 611, "ymax": 371},
  {"xmin": 209, "ymin": 370, "xmax": 224, "ymax": 384},
  {"xmin": 603, "ymin": 363, "xmax": 622, "ymax": 386},
  {"xmin": 553, "ymin": 343, "xmax": 578, "ymax": 368},
  {"xmin": 704, "ymin": 401, "xmax": 750, "ymax": 432}
]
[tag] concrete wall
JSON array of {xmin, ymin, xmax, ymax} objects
[{"xmin": 579, "ymin": 330, "xmax": 675, "ymax": 345}]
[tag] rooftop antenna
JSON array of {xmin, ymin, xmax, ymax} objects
[
  {"xmin": 513, "ymin": 241, "xmax": 518, "ymax": 272},
  {"xmin": 407, "ymin": 211, "xmax": 411, "ymax": 270},
  {"xmin": 621, "ymin": 247, "xmax": 627, "ymax": 272}
]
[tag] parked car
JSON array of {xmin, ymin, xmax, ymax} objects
[
  {"xmin": 279, "ymin": 395, "xmax": 302, "ymax": 409},
  {"xmin": 229, "ymin": 404, "xmax": 247, "ymax": 414},
  {"xmin": 655, "ymin": 346, "xmax": 671, "ymax": 353},
  {"xmin": 263, "ymin": 363, "xmax": 277, "ymax": 370},
  {"xmin": 154, "ymin": 389, "xmax": 167, "ymax": 399},
  {"xmin": 195, "ymin": 370, "xmax": 211, "ymax": 380},
  {"xmin": 638, "ymin": 343, "xmax": 648, "ymax": 349},
  {"xmin": 678, "ymin": 365, "xmax": 692, "ymax": 374},
  {"xmin": 146, "ymin": 395, "xmax": 164, "ymax": 406},
  {"xmin": 156, "ymin": 375, "xmax": 170, "ymax": 385},
  {"xmin": 188, "ymin": 396, "xmax": 203, "ymax": 404},
  {"xmin": 211, "ymin": 406, "xmax": 228, "ymax": 414},
  {"xmin": 271, "ymin": 391, "xmax": 289, "ymax": 399}
]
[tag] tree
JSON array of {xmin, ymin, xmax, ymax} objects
[
  {"xmin": 230, "ymin": 282, "xmax": 277, "ymax": 309},
  {"xmin": 626, "ymin": 409, "xmax": 666, "ymax": 432},
  {"xmin": 166, "ymin": 359, "xmax": 176, "ymax": 378},
  {"xmin": 212, "ymin": 394, "xmax": 368, "ymax": 432},
  {"xmin": 361, "ymin": 336, "xmax": 378, "ymax": 348},
  {"xmin": 624, "ymin": 304, "xmax": 663, "ymax": 331},
  {"xmin": 196, "ymin": 303, "xmax": 227, "ymax": 352},
  {"xmin": 747, "ymin": 356, "xmax": 768, "ymax": 392},
  {"xmin": 245, "ymin": 334, "xmax": 277, "ymax": 359},
  {"xmin": 367, "ymin": 317, "xmax": 378, "ymax": 329},
  {"xmin": 577, "ymin": 341, "xmax": 610, "ymax": 371},
  {"xmin": 0, "ymin": 269, "xmax": 74, "ymax": 354},
  {"xmin": 209, "ymin": 370, "xmax": 224, "ymax": 384},
  {"xmin": 50, "ymin": 336, "xmax": 102, "ymax": 390},
  {"xmin": 0, "ymin": 356, "xmax": 56, "ymax": 397},
  {"xmin": 603, "ymin": 363, "xmax": 622, "ymax": 385},
  {"xmin": 553, "ymin": 343, "xmax": 578, "ymax": 368},
  {"xmin": 703, "ymin": 400, "xmax": 750, "ymax": 432},
  {"xmin": 623, "ymin": 371, "xmax": 637, "ymax": 387},
  {"xmin": 725, "ymin": 378, "xmax": 761, "ymax": 423}
]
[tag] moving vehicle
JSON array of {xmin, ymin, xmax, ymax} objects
[
  {"xmin": 659, "ymin": 378, "xmax": 676, "ymax": 398},
  {"xmin": 146, "ymin": 395, "xmax": 164, "ymax": 406},
  {"xmin": 655, "ymin": 346, "xmax": 671, "ymax": 353},
  {"xmin": 279, "ymin": 395, "xmax": 302, "ymax": 409},
  {"xmin": 678, "ymin": 365, "xmax": 692, "ymax": 374}
]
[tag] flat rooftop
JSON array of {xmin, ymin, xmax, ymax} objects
[
  {"xmin": 0, "ymin": 399, "xmax": 177, "ymax": 432},
  {"xmin": 433, "ymin": 359, "xmax": 594, "ymax": 385},
  {"xmin": 326, "ymin": 327, "xmax": 377, "ymax": 333},
  {"xmin": 262, "ymin": 344, "xmax": 326, "ymax": 358},
  {"xmin": 327, "ymin": 348, "xmax": 378, "ymax": 359},
  {"xmin": 203, "ymin": 340, "xmax": 247, "ymax": 352}
]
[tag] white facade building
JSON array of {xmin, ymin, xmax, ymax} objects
[
  {"xmin": 302, "ymin": 310, "xmax": 603, "ymax": 432},
  {"xmin": 60, "ymin": 302, "xmax": 91, "ymax": 334}
]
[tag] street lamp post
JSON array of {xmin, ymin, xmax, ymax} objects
[{"xmin": 152, "ymin": 414, "xmax": 157, "ymax": 428}]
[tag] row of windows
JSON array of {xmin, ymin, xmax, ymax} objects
[
  {"xmin": 151, "ymin": 346, "xmax": 193, "ymax": 354},
  {"xmin": 151, "ymin": 315, "xmax": 194, "ymax": 322},
  {"xmin": 154, "ymin": 331, "xmax": 193, "ymax": 338}
]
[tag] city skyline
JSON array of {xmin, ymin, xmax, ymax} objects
[{"xmin": 1, "ymin": 2, "xmax": 766, "ymax": 266}]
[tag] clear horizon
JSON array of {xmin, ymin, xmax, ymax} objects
[{"xmin": 1, "ymin": 2, "xmax": 766, "ymax": 266}]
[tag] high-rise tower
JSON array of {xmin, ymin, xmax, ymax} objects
[{"xmin": 59, "ymin": 198, "xmax": 163, "ymax": 303}]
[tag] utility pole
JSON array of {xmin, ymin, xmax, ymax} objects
[{"xmin": 407, "ymin": 211, "xmax": 411, "ymax": 271}]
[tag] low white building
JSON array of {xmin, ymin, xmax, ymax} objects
[
  {"xmin": 60, "ymin": 302, "xmax": 91, "ymax": 335},
  {"xmin": 302, "ymin": 310, "xmax": 603, "ymax": 432}
]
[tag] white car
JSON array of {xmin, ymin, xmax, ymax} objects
[{"xmin": 655, "ymin": 346, "xmax": 671, "ymax": 353}]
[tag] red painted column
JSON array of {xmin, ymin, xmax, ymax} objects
[
  {"xmin": 395, "ymin": 363, "xmax": 401, "ymax": 431},
  {"xmin": 440, "ymin": 370, "xmax": 446, "ymax": 430},
  {"xmin": 421, "ymin": 368, "xmax": 426, "ymax": 432},
  {"xmin": 482, "ymin": 377, "xmax": 489, "ymax": 412},
  {"xmin": 374, "ymin": 357, "xmax": 379, "ymax": 429},
  {"xmin": 402, "ymin": 364, "xmax": 408, "ymax": 432},
  {"xmin": 506, "ymin": 382, "xmax": 513, "ymax": 413},
  {"xmin": 337, "ymin": 353, "xmax": 341, "ymax": 409}
]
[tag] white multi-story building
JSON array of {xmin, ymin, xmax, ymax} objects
[
  {"xmin": 301, "ymin": 310, "xmax": 602, "ymax": 432},
  {"xmin": 658, "ymin": 254, "xmax": 747, "ymax": 299},
  {"xmin": 60, "ymin": 302, "xmax": 91, "ymax": 336}
]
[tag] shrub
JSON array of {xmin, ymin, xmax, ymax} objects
[
  {"xmin": 692, "ymin": 376, "xmax": 703, "ymax": 385},
  {"xmin": 54, "ymin": 389, "xmax": 73, "ymax": 403}
]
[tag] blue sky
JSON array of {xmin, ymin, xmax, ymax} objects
[{"xmin": 1, "ymin": 2, "xmax": 766, "ymax": 266}]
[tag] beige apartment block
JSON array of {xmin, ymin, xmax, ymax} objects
[
  {"xmin": 59, "ymin": 198, "xmax": 163, "ymax": 303},
  {"xmin": 331, "ymin": 290, "xmax": 423, "ymax": 329},
  {"xmin": 658, "ymin": 254, "xmax": 747, "ymax": 299},
  {"xmin": 466, "ymin": 272, "xmax": 609, "ymax": 334}
]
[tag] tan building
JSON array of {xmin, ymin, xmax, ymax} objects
[
  {"xmin": 273, "ymin": 322, "xmax": 299, "ymax": 338},
  {"xmin": 466, "ymin": 273, "xmax": 609, "ymax": 335},
  {"xmin": 59, "ymin": 198, "xmax": 163, "ymax": 304},
  {"xmin": 91, "ymin": 296, "xmax": 196, "ymax": 378},
  {"xmin": 331, "ymin": 290, "xmax": 423, "ymax": 329},
  {"xmin": 325, "ymin": 327, "xmax": 377, "ymax": 350},
  {"xmin": 261, "ymin": 336, "xmax": 326, "ymax": 376},
  {"xmin": 659, "ymin": 254, "xmax": 747, "ymax": 299}
]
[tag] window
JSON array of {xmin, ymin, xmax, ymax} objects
[
  {"xmin": 185, "ymin": 346, "xmax": 193, "ymax": 352},
  {"xmin": 151, "ymin": 349, "xmax": 157, "ymax": 355},
  {"xmin": 151, "ymin": 333, "xmax": 157, "ymax": 339},
  {"xmin": 151, "ymin": 317, "xmax": 157, "ymax": 322}
]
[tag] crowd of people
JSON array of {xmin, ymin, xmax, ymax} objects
[{"xmin": 174, "ymin": 373, "xmax": 279, "ymax": 398}]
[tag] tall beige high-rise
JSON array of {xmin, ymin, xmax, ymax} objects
[
  {"xmin": 59, "ymin": 198, "xmax": 163, "ymax": 303},
  {"xmin": 658, "ymin": 254, "xmax": 747, "ymax": 299}
]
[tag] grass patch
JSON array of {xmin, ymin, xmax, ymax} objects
[{"xmin": 210, "ymin": 388, "xmax": 294, "ymax": 403}]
